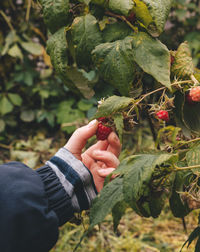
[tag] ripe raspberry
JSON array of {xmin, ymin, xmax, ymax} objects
[
  {"xmin": 96, "ymin": 123, "xmax": 112, "ymax": 140},
  {"xmin": 189, "ymin": 86, "xmax": 200, "ymax": 102},
  {"xmin": 156, "ymin": 110, "xmax": 169, "ymax": 122},
  {"xmin": 98, "ymin": 117, "xmax": 107, "ymax": 123}
]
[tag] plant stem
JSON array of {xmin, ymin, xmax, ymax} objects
[
  {"xmin": 0, "ymin": 10, "xmax": 14, "ymax": 30},
  {"xmin": 174, "ymin": 164, "xmax": 200, "ymax": 171},
  {"xmin": 175, "ymin": 137, "xmax": 200, "ymax": 149},
  {"xmin": 0, "ymin": 143, "xmax": 11, "ymax": 150},
  {"xmin": 105, "ymin": 11, "xmax": 138, "ymax": 32},
  {"xmin": 26, "ymin": 0, "xmax": 32, "ymax": 22},
  {"xmin": 127, "ymin": 79, "xmax": 193, "ymax": 115}
]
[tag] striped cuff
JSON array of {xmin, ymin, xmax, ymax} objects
[{"xmin": 46, "ymin": 148, "xmax": 97, "ymax": 212}]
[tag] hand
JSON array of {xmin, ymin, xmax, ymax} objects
[{"xmin": 64, "ymin": 120, "xmax": 121, "ymax": 192}]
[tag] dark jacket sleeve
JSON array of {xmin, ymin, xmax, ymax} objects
[{"xmin": 0, "ymin": 148, "xmax": 97, "ymax": 252}]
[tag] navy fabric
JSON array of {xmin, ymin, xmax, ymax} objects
[
  {"xmin": 0, "ymin": 162, "xmax": 59, "ymax": 252},
  {"xmin": 50, "ymin": 156, "xmax": 90, "ymax": 210},
  {"xmin": 37, "ymin": 165, "xmax": 75, "ymax": 226}
]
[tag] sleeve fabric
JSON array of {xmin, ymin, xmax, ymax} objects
[{"xmin": 0, "ymin": 148, "xmax": 97, "ymax": 252}]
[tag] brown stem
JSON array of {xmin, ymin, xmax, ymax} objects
[{"xmin": 105, "ymin": 11, "xmax": 137, "ymax": 32}]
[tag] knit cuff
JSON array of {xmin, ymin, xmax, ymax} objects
[{"xmin": 46, "ymin": 148, "xmax": 97, "ymax": 212}]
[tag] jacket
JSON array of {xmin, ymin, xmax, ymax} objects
[{"xmin": 0, "ymin": 147, "xmax": 97, "ymax": 252}]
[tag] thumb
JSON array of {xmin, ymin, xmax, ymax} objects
[{"xmin": 64, "ymin": 120, "xmax": 98, "ymax": 160}]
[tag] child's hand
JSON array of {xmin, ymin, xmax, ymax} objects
[{"xmin": 64, "ymin": 120, "xmax": 121, "ymax": 192}]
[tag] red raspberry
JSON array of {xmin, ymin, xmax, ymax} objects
[
  {"xmin": 98, "ymin": 117, "xmax": 108, "ymax": 123},
  {"xmin": 189, "ymin": 86, "xmax": 200, "ymax": 102},
  {"xmin": 96, "ymin": 123, "xmax": 112, "ymax": 140},
  {"xmin": 185, "ymin": 92, "xmax": 196, "ymax": 105},
  {"xmin": 156, "ymin": 110, "xmax": 169, "ymax": 122}
]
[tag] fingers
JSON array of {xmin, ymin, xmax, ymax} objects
[
  {"xmin": 97, "ymin": 168, "xmax": 115, "ymax": 177},
  {"xmin": 107, "ymin": 132, "xmax": 121, "ymax": 157},
  {"xmin": 64, "ymin": 120, "xmax": 98, "ymax": 160},
  {"xmin": 91, "ymin": 150, "xmax": 120, "ymax": 167}
]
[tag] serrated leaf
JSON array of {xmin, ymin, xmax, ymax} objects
[
  {"xmin": 149, "ymin": 191, "xmax": 166, "ymax": 218},
  {"xmin": 186, "ymin": 144, "xmax": 200, "ymax": 167},
  {"xmin": 0, "ymin": 96, "xmax": 14, "ymax": 115},
  {"xmin": 8, "ymin": 93, "xmax": 22, "ymax": 106},
  {"xmin": 46, "ymin": 28, "xmax": 80, "ymax": 94},
  {"xmin": 103, "ymin": 22, "xmax": 133, "ymax": 43},
  {"xmin": 89, "ymin": 177, "xmax": 123, "ymax": 228},
  {"xmin": 113, "ymin": 113, "xmax": 124, "ymax": 142},
  {"xmin": 65, "ymin": 67, "xmax": 95, "ymax": 99},
  {"xmin": 133, "ymin": 0, "xmax": 172, "ymax": 37},
  {"xmin": 171, "ymin": 42, "xmax": 194, "ymax": 79},
  {"xmin": 108, "ymin": 0, "xmax": 134, "ymax": 16},
  {"xmin": 71, "ymin": 14, "xmax": 103, "ymax": 67},
  {"xmin": 92, "ymin": 37, "xmax": 136, "ymax": 95},
  {"xmin": 169, "ymin": 170, "xmax": 191, "ymax": 218},
  {"xmin": 131, "ymin": 32, "xmax": 171, "ymax": 89},
  {"xmin": 122, "ymin": 153, "xmax": 176, "ymax": 204},
  {"xmin": 95, "ymin": 95, "xmax": 134, "ymax": 118},
  {"xmin": 20, "ymin": 42, "xmax": 43, "ymax": 55},
  {"xmin": 40, "ymin": 0, "xmax": 69, "ymax": 34},
  {"xmin": 112, "ymin": 200, "xmax": 127, "ymax": 232}
]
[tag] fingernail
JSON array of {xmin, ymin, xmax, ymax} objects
[
  {"xmin": 88, "ymin": 119, "xmax": 98, "ymax": 127},
  {"xmin": 98, "ymin": 169, "xmax": 107, "ymax": 175}
]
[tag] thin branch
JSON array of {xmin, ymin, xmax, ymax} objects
[
  {"xmin": 105, "ymin": 11, "xmax": 138, "ymax": 32},
  {"xmin": 26, "ymin": 0, "xmax": 32, "ymax": 22},
  {"xmin": 174, "ymin": 164, "xmax": 200, "ymax": 171},
  {"xmin": 0, "ymin": 143, "xmax": 11, "ymax": 150},
  {"xmin": 0, "ymin": 10, "xmax": 14, "ymax": 30}
]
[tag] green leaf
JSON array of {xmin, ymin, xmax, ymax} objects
[
  {"xmin": 0, "ymin": 119, "xmax": 5, "ymax": 132},
  {"xmin": 20, "ymin": 110, "xmax": 35, "ymax": 122},
  {"xmin": 133, "ymin": 0, "xmax": 172, "ymax": 37},
  {"xmin": 77, "ymin": 100, "xmax": 93, "ymax": 111},
  {"xmin": 10, "ymin": 150, "xmax": 39, "ymax": 169},
  {"xmin": 113, "ymin": 113, "xmax": 124, "ymax": 142},
  {"xmin": 195, "ymin": 237, "xmax": 200, "ymax": 252},
  {"xmin": 122, "ymin": 153, "xmax": 176, "ymax": 204},
  {"xmin": 180, "ymin": 226, "xmax": 200, "ymax": 251},
  {"xmin": 112, "ymin": 200, "xmax": 127, "ymax": 232},
  {"xmin": 186, "ymin": 144, "xmax": 200, "ymax": 168},
  {"xmin": 46, "ymin": 28, "xmax": 81, "ymax": 94},
  {"xmin": 92, "ymin": 37, "xmax": 136, "ymax": 95},
  {"xmin": 71, "ymin": 14, "xmax": 103, "ymax": 67},
  {"xmin": 103, "ymin": 22, "xmax": 133, "ymax": 43},
  {"xmin": 56, "ymin": 100, "xmax": 85, "ymax": 133},
  {"xmin": 65, "ymin": 67, "xmax": 95, "ymax": 99},
  {"xmin": 131, "ymin": 32, "xmax": 171, "ymax": 89},
  {"xmin": 8, "ymin": 93, "xmax": 22, "ymax": 106},
  {"xmin": 2, "ymin": 30, "xmax": 19, "ymax": 56},
  {"xmin": 169, "ymin": 170, "xmax": 191, "ymax": 218},
  {"xmin": 183, "ymin": 102, "xmax": 200, "ymax": 134},
  {"xmin": 20, "ymin": 42, "xmax": 43, "ymax": 55},
  {"xmin": 40, "ymin": 0, "xmax": 69, "ymax": 34},
  {"xmin": 108, "ymin": 0, "xmax": 134, "ymax": 16},
  {"xmin": 0, "ymin": 96, "xmax": 14, "ymax": 115},
  {"xmin": 8, "ymin": 44, "xmax": 23, "ymax": 60},
  {"xmin": 94, "ymin": 95, "xmax": 134, "ymax": 118},
  {"xmin": 89, "ymin": 177, "xmax": 124, "ymax": 228}
]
